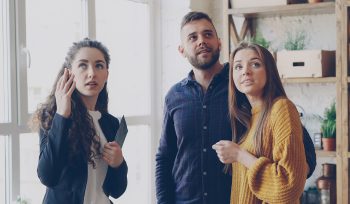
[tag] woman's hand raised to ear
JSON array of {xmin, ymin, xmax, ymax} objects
[{"xmin": 55, "ymin": 68, "xmax": 76, "ymax": 118}]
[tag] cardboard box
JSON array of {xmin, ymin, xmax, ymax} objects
[
  {"xmin": 230, "ymin": 0, "xmax": 305, "ymax": 8},
  {"xmin": 276, "ymin": 50, "xmax": 335, "ymax": 78}
]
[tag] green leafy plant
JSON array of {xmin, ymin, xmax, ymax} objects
[
  {"xmin": 321, "ymin": 101, "xmax": 336, "ymax": 138},
  {"xmin": 250, "ymin": 31, "xmax": 271, "ymax": 49},
  {"xmin": 284, "ymin": 30, "xmax": 308, "ymax": 50}
]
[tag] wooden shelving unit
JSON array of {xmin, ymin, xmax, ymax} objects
[
  {"xmin": 281, "ymin": 77, "xmax": 336, "ymax": 84},
  {"xmin": 339, "ymin": 3, "xmax": 349, "ymax": 204},
  {"xmin": 316, "ymin": 150, "xmax": 337, "ymax": 157},
  {"xmin": 223, "ymin": 0, "xmax": 348, "ymax": 203},
  {"xmin": 228, "ymin": 2, "xmax": 335, "ymax": 18}
]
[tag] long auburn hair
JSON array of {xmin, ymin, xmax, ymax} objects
[
  {"xmin": 228, "ymin": 42, "xmax": 287, "ymax": 156},
  {"xmin": 31, "ymin": 38, "xmax": 110, "ymax": 167}
]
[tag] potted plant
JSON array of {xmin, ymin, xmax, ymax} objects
[
  {"xmin": 250, "ymin": 31, "xmax": 271, "ymax": 49},
  {"xmin": 276, "ymin": 30, "xmax": 335, "ymax": 78},
  {"xmin": 249, "ymin": 31, "xmax": 276, "ymax": 59},
  {"xmin": 321, "ymin": 102, "xmax": 336, "ymax": 151},
  {"xmin": 284, "ymin": 30, "xmax": 307, "ymax": 51}
]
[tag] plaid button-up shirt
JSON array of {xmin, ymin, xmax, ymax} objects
[{"xmin": 156, "ymin": 63, "xmax": 232, "ymax": 204}]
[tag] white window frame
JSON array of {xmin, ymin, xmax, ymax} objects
[{"xmin": 2, "ymin": 0, "xmax": 26, "ymax": 202}]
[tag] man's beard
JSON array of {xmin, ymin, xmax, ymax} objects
[{"xmin": 188, "ymin": 48, "xmax": 220, "ymax": 70}]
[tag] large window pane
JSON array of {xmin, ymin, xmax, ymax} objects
[
  {"xmin": 110, "ymin": 125, "xmax": 151, "ymax": 203},
  {"xmin": 96, "ymin": 0, "xmax": 151, "ymax": 116},
  {"xmin": 20, "ymin": 133, "xmax": 45, "ymax": 204},
  {"xmin": 0, "ymin": 136, "xmax": 5, "ymax": 204},
  {"xmin": 0, "ymin": 0, "xmax": 4, "ymax": 122},
  {"xmin": 26, "ymin": 0, "xmax": 83, "ymax": 113},
  {"xmin": 0, "ymin": 0, "xmax": 10, "ymax": 123},
  {"xmin": 0, "ymin": 15, "xmax": 6, "ymax": 123}
]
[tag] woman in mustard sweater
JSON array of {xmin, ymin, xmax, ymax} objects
[{"xmin": 212, "ymin": 42, "xmax": 308, "ymax": 204}]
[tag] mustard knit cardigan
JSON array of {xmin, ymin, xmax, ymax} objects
[{"xmin": 231, "ymin": 98, "xmax": 308, "ymax": 204}]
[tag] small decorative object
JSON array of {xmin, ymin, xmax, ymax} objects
[
  {"xmin": 276, "ymin": 49, "xmax": 335, "ymax": 78},
  {"xmin": 316, "ymin": 163, "xmax": 336, "ymax": 204},
  {"xmin": 303, "ymin": 187, "xmax": 320, "ymax": 204},
  {"xmin": 321, "ymin": 102, "xmax": 336, "ymax": 151}
]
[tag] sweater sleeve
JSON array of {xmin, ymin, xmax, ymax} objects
[{"xmin": 246, "ymin": 99, "xmax": 308, "ymax": 203}]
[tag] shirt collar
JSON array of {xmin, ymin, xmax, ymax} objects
[{"xmin": 180, "ymin": 62, "xmax": 229, "ymax": 86}]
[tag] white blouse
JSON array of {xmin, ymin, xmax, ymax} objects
[{"xmin": 83, "ymin": 110, "xmax": 110, "ymax": 204}]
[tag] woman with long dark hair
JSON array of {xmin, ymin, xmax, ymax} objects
[
  {"xmin": 212, "ymin": 42, "xmax": 307, "ymax": 203},
  {"xmin": 32, "ymin": 38, "xmax": 127, "ymax": 204}
]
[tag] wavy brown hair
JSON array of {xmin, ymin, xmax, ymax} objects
[
  {"xmin": 228, "ymin": 42, "xmax": 286, "ymax": 156},
  {"xmin": 31, "ymin": 38, "xmax": 110, "ymax": 167}
]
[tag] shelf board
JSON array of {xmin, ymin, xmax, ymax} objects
[
  {"xmin": 228, "ymin": 2, "xmax": 335, "ymax": 18},
  {"xmin": 348, "ymin": 152, "xmax": 350, "ymax": 158},
  {"xmin": 281, "ymin": 77, "xmax": 336, "ymax": 84},
  {"xmin": 316, "ymin": 150, "xmax": 336, "ymax": 157},
  {"xmin": 347, "ymin": 77, "xmax": 350, "ymax": 83}
]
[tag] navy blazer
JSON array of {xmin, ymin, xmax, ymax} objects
[{"xmin": 37, "ymin": 113, "xmax": 128, "ymax": 204}]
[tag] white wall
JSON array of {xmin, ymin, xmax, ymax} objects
[
  {"xmin": 160, "ymin": 0, "xmax": 225, "ymax": 97},
  {"xmin": 160, "ymin": 0, "xmax": 191, "ymax": 97},
  {"xmin": 255, "ymin": 14, "xmax": 336, "ymax": 51}
]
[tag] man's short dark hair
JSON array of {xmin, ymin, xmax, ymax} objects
[{"xmin": 181, "ymin": 11, "xmax": 215, "ymax": 29}]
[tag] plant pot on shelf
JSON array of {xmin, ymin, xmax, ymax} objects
[
  {"xmin": 321, "ymin": 102, "xmax": 336, "ymax": 151},
  {"xmin": 322, "ymin": 137, "xmax": 336, "ymax": 151}
]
